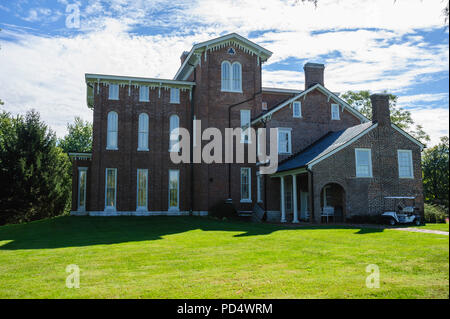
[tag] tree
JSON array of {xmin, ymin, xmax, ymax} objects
[
  {"xmin": 341, "ymin": 90, "xmax": 430, "ymax": 145},
  {"xmin": 422, "ymin": 136, "xmax": 449, "ymax": 208},
  {"xmin": 0, "ymin": 110, "xmax": 71, "ymax": 225},
  {"xmin": 58, "ymin": 116, "xmax": 93, "ymax": 153}
]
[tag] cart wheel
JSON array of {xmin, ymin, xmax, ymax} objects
[{"xmin": 389, "ymin": 218, "xmax": 396, "ymax": 226}]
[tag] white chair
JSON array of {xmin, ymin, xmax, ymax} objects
[{"xmin": 322, "ymin": 206, "xmax": 335, "ymax": 223}]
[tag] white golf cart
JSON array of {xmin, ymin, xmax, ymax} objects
[{"xmin": 381, "ymin": 196, "xmax": 422, "ymax": 226}]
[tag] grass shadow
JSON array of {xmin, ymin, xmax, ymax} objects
[{"xmin": 0, "ymin": 216, "xmax": 386, "ymax": 250}]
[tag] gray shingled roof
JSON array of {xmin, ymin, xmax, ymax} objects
[{"xmin": 276, "ymin": 122, "xmax": 375, "ymax": 173}]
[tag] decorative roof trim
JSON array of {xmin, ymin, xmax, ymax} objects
[
  {"xmin": 174, "ymin": 33, "xmax": 273, "ymax": 81},
  {"xmin": 307, "ymin": 123, "xmax": 378, "ymax": 169},
  {"xmin": 252, "ymin": 83, "xmax": 369, "ymax": 125},
  {"xmin": 262, "ymin": 87, "xmax": 303, "ymax": 94},
  {"xmin": 85, "ymin": 74, "xmax": 195, "ymax": 87},
  {"xmin": 391, "ymin": 123, "xmax": 425, "ymax": 151}
]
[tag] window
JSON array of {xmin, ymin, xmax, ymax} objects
[
  {"xmin": 262, "ymin": 101, "xmax": 268, "ymax": 110},
  {"xmin": 257, "ymin": 174, "xmax": 263, "ymax": 203},
  {"xmin": 241, "ymin": 167, "xmax": 251, "ymax": 202},
  {"xmin": 169, "ymin": 114, "xmax": 180, "ymax": 152},
  {"xmin": 136, "ymin": 169, "xmax": 148, "ymax": 211},
  {"xmin": 77, "ymin": 167, "xmax": 87, "ymax": 211},
  {"xmin": 170, "ymin": 88, "xmax": 180, "ymax": 104},
  {"xmin": 232, "ymin": 62, "xmax": 242, "ymax": 92},
  {"xmin": 105, "ymin": 168, "xmax": 117, "ymax": 210},
  {"xmin": 221, "ymin": 61, "xmax": 242, "ymax": 92},
  {"xmin": 138, "ymin": 113, "xmax": 149, "ymax": 151},
  {"xmin": 293, "ymin": 101, "xmax": 302, "ymax": 118},
  {"xmin": 168, "ymin": 170, "xmax": 179, "ymax": 210},
  {"xmin": 139, "ymin": 86, "xmax": 149, "ymax": 102},
  {"xmin": 221, "ymin": 61, "xmax": 231, "ymax": 91},
  {"xmin": 331, "ymin": 104, "xmax": 340, "ymax": 120},
  {"xmin": 108, "ymin": 84, "xmax": 119, "ymax": 100},
  {"xmin": 278, "ymin": 128, "xmax": 292, "ymax": 154},
  {"xmin": 355, "ymin": 148, "xmax": 373, "ymax": 177},
  {"xmin": 398, "ymin": 150, "xmax": 413, "ymax": 178},
  {"xmin": 240, "ymin": 109, "xmax": 251, "ymax": 143},
  {"xmin": 107, "ymin": 111, "xmax": 118, "ymax": 150}
]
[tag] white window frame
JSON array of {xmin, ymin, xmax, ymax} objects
[
  {"xmin": 108, "ymin": 84, "xmax": 119, "ymax": 100},
  {"xmin": 240, "ymin": 109, "xmax": 251, "ymax": 144},
  {"xmin": 262, "ymin": 101, "xmax": 268, "ymax": 110},
  {"xmin": 397, "ymin": 149, "xmax": 414, "ymax": 179},
  {"xmin": 277, "ymin": 128, "xmax": 292, "ymax": 155},
  {"xmin": 139, "ymin": 85, "xmax": 149, "ymax": 102},
  {"xmin": 168, "ymin": 169, "xmax": 180, "ymax": 211},
  {"xmin": 138, "ymin": 113, "xmax": 149, "ymax": 151},
  {"xmin": 355, "ymin": 148, "xmax": 373, "ymax": 178},
  {"xmin": 169, "ymin": 114, "xmax": 180, "ymax": 152},
  {"xmin": 257, "ymin": 174, "xmax": 263, "ymax": 203},
  {"xmin": 170, "ymin": 88, "xmax": 180, "ymax": 104},
  {"xmin": 104, "ymin": 168, "xmax": 117, "ymax": 211},
  {"xmin": 293, "ymin": 101, "xmax": 302, "ymax": 118},
  {"xmin": 221, "ymin": 60, "xmax": 242, "ymax": 93},
  {"xmin": 136, "ymin": 169, "xmax": 148, "ymax": 211},
  {"xmin": 77, "ymin": 167, "xmax": 88, "ymax": 212},
  {"xmin": 240, "ymin": 167, "xmax": 252, "ymax": 203},
  {"xmin": 106, "ymin": 111, "xmax": 118, "ymax": 150},
  {"xmin": 331, "ymin": 103, "xmax": 340, "ymax": 120}
]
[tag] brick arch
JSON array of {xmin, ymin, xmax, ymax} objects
[{"xmin": 319, "ymin": 181, "xmax": 347, "ymax": 223}]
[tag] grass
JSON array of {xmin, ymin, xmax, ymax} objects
[
  {"xmin": 418, "ymin": 223, "xmax": 449, "ymax": 232},
  {"xmin": 0, "ymin": 216, "xmax": 448, "ymax": 299}
]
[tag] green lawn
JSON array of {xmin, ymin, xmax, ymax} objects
[
  {"xmin": 0, "ymin": 216, "xmax": 448, "ymax": 299},
  {"xmin": 418, "ymin": 223, "xmax": 449, "ymax": 232}
]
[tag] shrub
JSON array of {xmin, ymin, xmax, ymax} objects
[{"xmin": 424, "ymin": 204, "xmax": 448, "ymax": 223}]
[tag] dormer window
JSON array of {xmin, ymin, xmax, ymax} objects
[{"xmin": 221, "ymin": 61, "xmax": 242, "ymax": 93}]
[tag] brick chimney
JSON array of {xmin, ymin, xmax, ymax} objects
[
  {"xmin": 370, "ymin": 93, "xmax": 391, "ymax": 126},
  {"xmin": 180, "ymin": 51, "xmax": 189, "ymax": 65},
  {"xmin": 304, "ymin": 62, "xmax": 325, "ymax": 89}
]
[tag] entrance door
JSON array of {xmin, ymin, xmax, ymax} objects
[
  {"xmin": 300, "ymin": 191, "xmax": 309, "ymax": 220},
  {"xmin": 168, "ymin": 170, "xmax": 179, "ymax": 211}
]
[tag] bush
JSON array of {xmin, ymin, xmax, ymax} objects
[
  {"xmin": 424, "ymin": 204, "xmax": 448, "ymax": 223},
  {"xmin": 209, "ymin": 200, "xmax": 237, "ymax": 219}
]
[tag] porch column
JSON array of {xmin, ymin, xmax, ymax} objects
[
  {"xmin": 280, "ymin": 176, "xmax": 286, "ymax": 222},
  {"xmin": 292, "ymin": 174, "xmax": 299, "ymax": 223}
]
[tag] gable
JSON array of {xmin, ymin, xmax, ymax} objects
[
  {"xmin": 174, "ymin": 33, "xmax": 272, "ymax": 81},
  {"xmin": 252, "ymin": 84, "xmax": 369, "ymax": 125}
]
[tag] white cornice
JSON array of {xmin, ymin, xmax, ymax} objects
[{"xmin": 85, "ymin": 74, "xmax": 195, "ymax": 87}]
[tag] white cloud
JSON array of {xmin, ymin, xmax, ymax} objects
[
  {"xmin": 409, "ymin": 107, "xmax": 449, "ymax": 146},
  {"xmin": 0, "ymin": 0, "xmax": 448, "ymax": 147}
]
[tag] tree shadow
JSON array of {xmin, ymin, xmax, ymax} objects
[{"xmin": 0, "ymin": 216, "xmax": 385, "ymax": 250}]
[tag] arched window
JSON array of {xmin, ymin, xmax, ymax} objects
[
  {"xmin": 232, "ymin": 62, "xmax": 242, "ymax": 92},
  {"xmin": 107, "ymin": 111, "xmax": 118, "ymax": 150},
  {"xmin": 221, "ymin": 61, "xmax": 231, "ymax": 91},
  {"xmin": 169, "ymin": 115, "xmax": 180, "ymax": 152},
  {"xmin": 138, "ymin": 113, "xmax": 149, "ymax": 151}
]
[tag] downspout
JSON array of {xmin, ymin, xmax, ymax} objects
[
  {"xmin": 188, "ymin": 62, "xmax": 196, "ymax": 215},
  {"xmin": 226, "ymin": 90, "xmax": 262, "ymax": 201}
]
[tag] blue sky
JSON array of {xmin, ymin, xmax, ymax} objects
[{"xmin": 0, "ymin": 0, "xmax": 448, "ymax": 145}]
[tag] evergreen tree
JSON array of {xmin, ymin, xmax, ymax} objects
[{"xmin": 0, "ymin": 110, "xmax": 71, "ymax": 225}]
